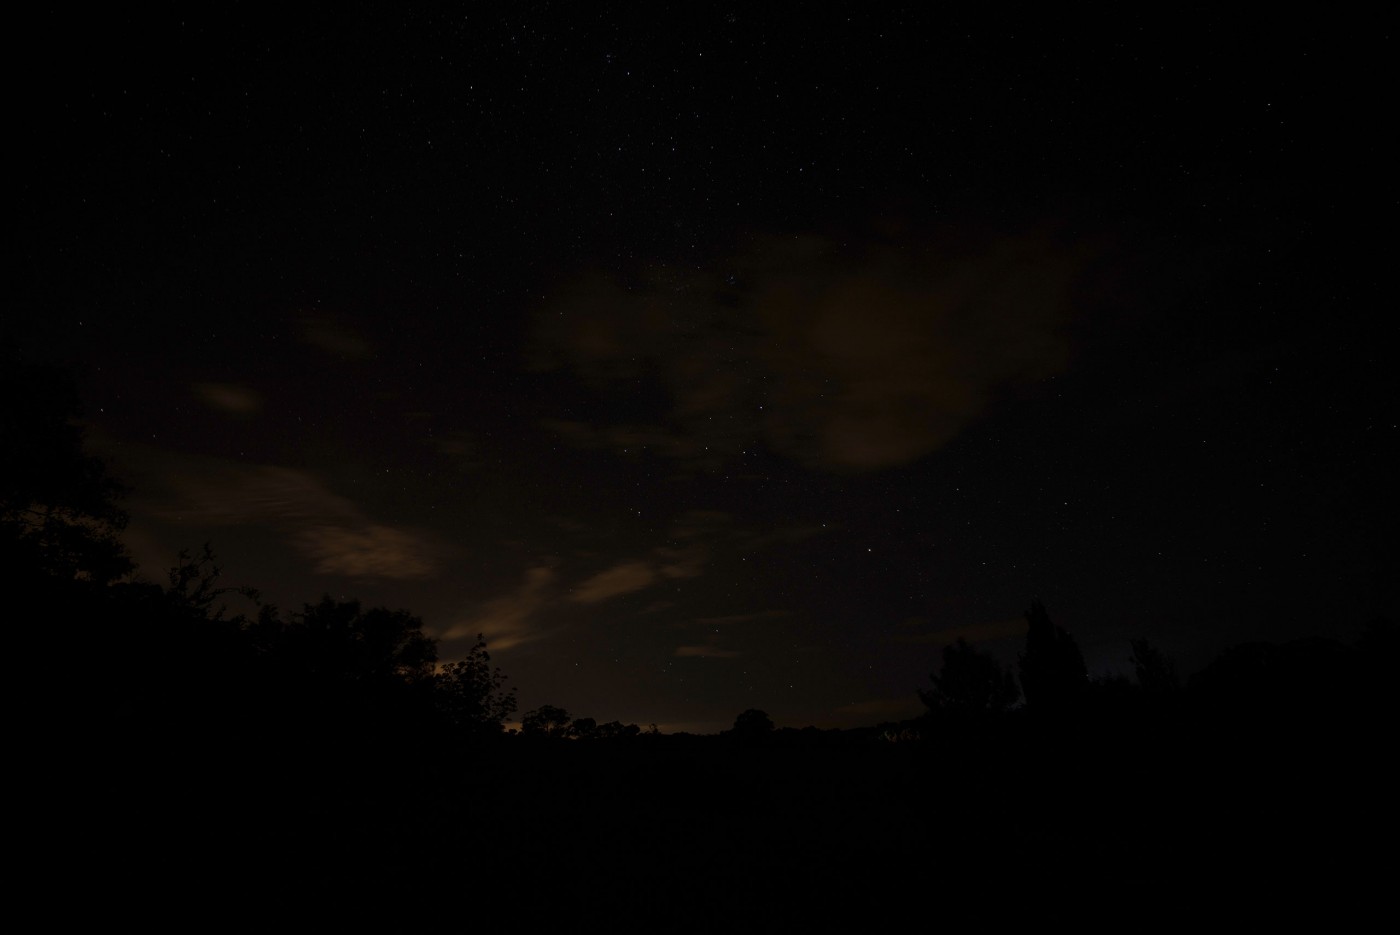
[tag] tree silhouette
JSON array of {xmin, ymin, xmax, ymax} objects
[
  {"xmin": 595, "ymin": 720, "xmax": 642, "ymax": 740},
  {"xmin": 1130, "ymin": 639, "xmax": 1179, "ymax": 695},
  {"xmin": 920, "ymin": 638, "xmax": 1020, "ymax": 718},
  {"xmin": 522, "ymin": 704, "xmax": 573, "ymax": 738},
  {"xmin": 165, "ymin": 543, "xmax": 261, "ymax": 623},
  {"xmin": 435, "ymin": 635, "xmax": 517, "ymax": 739},
  {"xmin": 254, "ymin": 597, "xmax": 440, "ymax": 751},
  {"xmin": 1018, "ymin": 600, "xmax": 1087, "ymax": 713},
  {"xmin": 280, "ymin": 597, "xmax": 438, "ymax": 685},
  {"xmin": 1, "ymin": 357, "xmax": 132, "ymax": 584},
  {"xmin": 732, "ymin": 708, "xmax": 775, "ymax": 736}
]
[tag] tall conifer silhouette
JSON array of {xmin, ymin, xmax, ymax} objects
[{"xmin": 1018, "ymin": 600, "xmax": 1087, "ymax": 712}]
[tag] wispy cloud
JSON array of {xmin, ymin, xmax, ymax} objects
[
  {"xmin": 571, "ymin": 560, "xmax": 657, "ymax": 603},
  {"xmin": 561, "ymin": 508, "xmax": 826, "ymax": 612},
  {"xmin": 452, "ymin": 508, "xmax": 819, "ymax": 644},
  {"xmin": 445, "ymin": 565, "xmax": 556, "ymax": 651},
  {"xmin": 294, "ymin": 523, "xmax": 438, "ymax": 579},
  {"xmin": 133, "ymin": 452, "xmax": 440, "ymax": 580}
]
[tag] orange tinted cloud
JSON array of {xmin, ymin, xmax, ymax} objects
[
  {"xmin": 193, "ymin": 382, "xmax": 262, "ymax": 415},
  {"xmin": 445, "ymin": 565, "xmax": 556, "ymax": 651},
  {"xmin": 571, "ymin": 560, "xmax": 657, "ymax": 603},
  {"xmin": 135, "ymin": 452, "xmax": 440, "ymax": 580},
  {"xmin": 295, "ymin": 523, "xmax": 438, "ymax": 579}
]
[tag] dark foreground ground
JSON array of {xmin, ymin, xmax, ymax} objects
[{"xmin": 42, "ymin": 711, "xmax": 1391, "ymax": 929}]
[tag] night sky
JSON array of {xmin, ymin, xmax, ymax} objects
[{"xmin": 13, "ymin": 9, "xmax": 1393, "ymax": 734}]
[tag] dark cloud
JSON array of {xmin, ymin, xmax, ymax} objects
[
  {"xmin": 895, "ymin": 616, "xmax": 1026, "ymax": 646},
  {"xmin": 693, "ymin": 610, "xmax": 791, "ymax": 628},
  {"xmin": 193, "ymin": 382, "xmax": 262, "ymax": 416},
  {"xmin": 831, "ymin": 698, "xmax": 926, "ymax": 727},
  {"xmin": 538, "ymin": 420, "xmax": 703, "ymax": 461},
  {"xmin": 655, "ymin": 545, "xmax": 707, "ymax": 581},
  {"xmin": 300, "ymin": 316, "xmax": 374, "ymax": 360},
  {"xmin": 671, "ymin": 609, "xmax": 790, "ymax": 661},
  {"xmin": 674, "ymin": 644, "xmax": 743, "ymax": 659},
  {"xmin": 535, "ymin": 232, "xmax": 1088, "ymax": 471}
]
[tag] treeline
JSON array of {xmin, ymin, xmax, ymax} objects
[
  {"xmin": 910, "ymin": 599, "xmax": 1396, "ymax": 746},
  {"xmin": 9, "ymin": 358, "xmax": 1393, "ymax": 920},
  {"xmin": 6, "ymin": 356, "xmax": 1394, "ymax": 762},
  {"xmin": 2, "ymin": 362, "xmax": 515, "ymax": 791}
]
